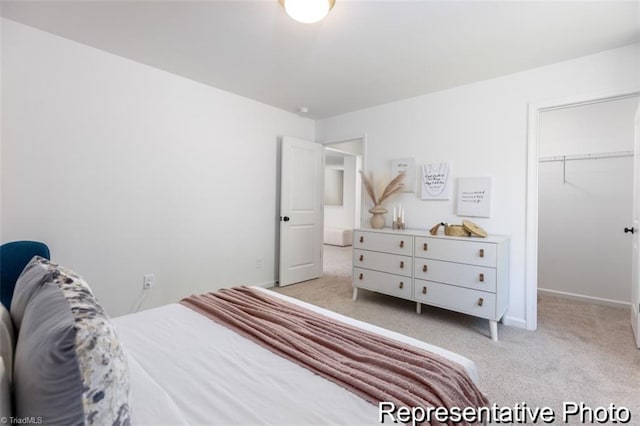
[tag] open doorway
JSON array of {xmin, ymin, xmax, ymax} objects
[
  {"xmin": 322, "ymin": 138, "xmax": 364, "ymax": 276},
  {"xmin": 537, "ymin": 96, "xmax": 638, "ymax": 308},
  {"xmin": 526, "ymin": 91, "xmax": 640, "ymax": 331}
]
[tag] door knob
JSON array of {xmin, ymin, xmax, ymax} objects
[
  {"xmin": 624, "ymin": 227, "xmax": 635, "ymax": 234},
  {"xmin": 281, "ymin": 216, "xmax": 290, "ymax": 222}
]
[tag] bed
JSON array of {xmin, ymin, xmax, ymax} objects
[{"xmin": 1, "ymin": 257, "xmax": 487, "ymax": 425}]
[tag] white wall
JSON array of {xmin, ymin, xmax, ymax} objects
[
  {"xmin": 316, "ymin": 43, "xmax": 640, "ymax": 327},
  {"xmin": 1, "ymin": 19, "xmax": 314, "ymax": 317},
  {"xmin": 324, "ymin": 139, "xmax": 363, "ymax": 230},
  {"xmin": 538, "ymin": 97, "xmax": 638, "ymax": 304},
  {"xmin": 324, "ymin": 155, "xmax": 357, "ymax": 230},
  {"xmin": 324, "ymin": 166, "xmax": 344, "ymax": 207}
]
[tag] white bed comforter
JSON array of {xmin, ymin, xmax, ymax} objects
[{"xmin": 112, "ymin": 288, "xmax": 478, "ymax": 426}]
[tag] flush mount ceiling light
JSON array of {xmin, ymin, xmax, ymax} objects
[{"xmin": 279, "ymin": 0, "xmax": 336, "ymax": 24}]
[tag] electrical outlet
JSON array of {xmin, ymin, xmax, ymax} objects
[
  {"xmin": 143, "ymin": 274, "xmax": 154, "ymax": 290},
  {"xmin": 256, "ymin": 257, "xmax": 264, "ymax": 268}
]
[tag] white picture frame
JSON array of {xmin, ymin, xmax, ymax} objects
[
  {"xmin": 420, "ymin": 162, "xmax": 451, "ymax": 200},
  {"xmin": 456, "ymin": 177, "xmax": 492, "ymax": 217},
  {"xmin": 390, "ymin": 158, "xmax": 416, "ymax": 193}
]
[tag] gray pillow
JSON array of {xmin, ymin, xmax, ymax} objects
[
  {"xmin": 10, "ymin": 256, "xmax": 54, "ymax": 330},
  {"xmin": 0, "ymin": 358, "xmax": 10, "ymax": 421},
  {"xmin": 13, "ymin": 259, "xmax": 131, "ymax": 425},
  {"xmin": 0, "ymin": 303, "xmax": 14, "ymax": 385}
]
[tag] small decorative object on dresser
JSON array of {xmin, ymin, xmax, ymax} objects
[
  {"xmin": 392, "ymin": 204, "xmax": 406, "ymax": 230},
  {"xmin": 359, "ymin": 171, "xmax": 405, "ymax": 229},
  {"xmin": 368, "ymin": 205, "xmax": 388, "ymax": 230},
  {"xmin": 353, "ymin": 228, "xmax": 509, "ymax": 341},
  {"xmin": 429, "ymin": 220, "xmax": 488, "ymax": 238}
]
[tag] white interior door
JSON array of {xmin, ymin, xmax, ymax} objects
[
  {"xmin": 631, "ymin": 106, "xmax": 640, "ymax": 348},
  {"xmin": 279, "ymin": 136, "xmax": 324, "ymax": 286}
]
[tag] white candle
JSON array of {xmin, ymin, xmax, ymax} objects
[
  {"xmin": 393, "ymin": 207, "xmax": 397, "ymax": 221},
  {"xmin": 401, "ymin": 208, "xmax": 405, "ymax": 224},
  {"xmin": 398, "ymin": 204, "xmax": 402, "ymax": 221}
]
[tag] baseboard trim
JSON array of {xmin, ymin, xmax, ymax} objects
[
  {"xmin": 253, "ymin": 281, "xmax": 277, "ymax": 289},
  {"xmin": 502, "ymin": 316, "xmax": 527, "ymax": 329},
  {"xmin": 538, "ymin": 287, "xmax": 631, "ymax": 309}
]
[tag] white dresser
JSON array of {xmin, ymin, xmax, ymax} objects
[{"xmin": 352, "ymin": 228, "xmax": 509, "ymax": 341}]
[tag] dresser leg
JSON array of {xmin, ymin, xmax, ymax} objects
[
  {"xmin": 352, "ymin": 287, "xmax": 358, "ymax": 301},
  {"xmin": 416, "ymin": 302, "xmax": 422, "ymax": 314},
  {"xmin": 489, "ymin": 320, "xmax": 498, "ymax": 342}
]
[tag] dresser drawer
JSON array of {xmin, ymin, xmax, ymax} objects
[
  {"xmin": 353, "ymin": 231, "xmax": 413, "ymax": 256},
  {"xmin": 414, "ymin": 259, "xmax": 496, "ymax": 292},
  {"xmin": 414, "ymin": 280, "xmax": 496, "ymax": 319},
  {"xmin": 414, "ymin": 237, "xmax": 496, "ymax": 267},
  {"xmin": 353, "ymin": 267, "xmax": 412, "ymax": 299},
  {"xmin": 353, "ymin": 249, "xmax": 412, "ymax": 277}
]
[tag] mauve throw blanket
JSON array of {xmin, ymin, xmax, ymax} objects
[{"xmin": 180, "ymin": 287, "xmax": 488, "ymax": 423}]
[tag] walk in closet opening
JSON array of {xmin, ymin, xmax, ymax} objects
[{"xmin": 537, "ymin": 95, "xmax": 639, "ymax": 307}]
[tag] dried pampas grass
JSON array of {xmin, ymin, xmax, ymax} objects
[{"xmin": 359, "ymin": 171, "xmax": 405, "ymax": 206}]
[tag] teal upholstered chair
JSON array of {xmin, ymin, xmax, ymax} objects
[{"xmin": 0, "ymin": 241, "xmax": 50, "ymax": 310}]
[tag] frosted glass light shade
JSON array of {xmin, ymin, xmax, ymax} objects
[{"xmin": 280, "ymin": 0, "xmax": 335, "ymax": 24}]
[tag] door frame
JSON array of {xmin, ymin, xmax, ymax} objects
[
  {"xmin": 321, "ymin": 134, "xmax": 367, "ymax": 167},
  {"xmin": 526, "ymin": 89, "xmax": 640, "ymax": 331},
  {"xmin": 632, "ymin": 104, "xmax": 640, "ymax": 348}
]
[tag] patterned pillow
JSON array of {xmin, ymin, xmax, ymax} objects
[{"xmin": 13, "ymin": 257, "xmax": 131, "ymax": 425}]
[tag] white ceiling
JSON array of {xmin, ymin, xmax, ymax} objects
[{"xmin": 2, "ymin": 0, "xmax": 638, "ymax": 119}]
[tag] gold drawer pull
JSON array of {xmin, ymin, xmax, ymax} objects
[
  {"xmin": 422, "ymin": 264, "xmax": 428, "ymax": 273},
  {"xmin": 359, "ymin": 236, "xmax": 364, "ymax": 243},
  {"xmin": 400, "ymin": 261, "xmax": 404, "ymax": 268},
  {"xmin": 358, "ymin": 273, "xmax": 363, "ymax": 280},
  {"xmin": 479, "ymin": 273, "xmax": 484, "ymax": 282},
  {"xmin": 478, "ymin": 298, "xmax": 484, "ymax": 307},
  {"xmin": 400, "ymin": 240, "xmax": 404, "ymax": 248},
  {"xmin": 422, "ymin": 286, "xmax": 427, "ymax": 294},
  {"xmin": 479, "ymin": 248, "xmax": 485, "ymax": 258},
  {"xmin": 359, "ymin": 254, "xmax": 364, "ymax": 262},
  {"xmin": 399, "ymin": 281, "xmax": 404, "ymax": 289},
  {"xmin": 423, "ymin": 243, "xmax": 428, "ymax": 251}
]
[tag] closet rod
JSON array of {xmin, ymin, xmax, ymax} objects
[
  {"xmin": 539, "ymin": 150, "xmax": 634, "ymax": 184},
  {"xmin": 538, "ymin": 150, "xmax": 634, "ymax": 163}
]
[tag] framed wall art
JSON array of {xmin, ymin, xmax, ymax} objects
[
  {"xmin": 420, "ymin": 162, "xmax": 451, "ymax": 200},
  {"xmin": 390, "ymin": 158, "xmax": 416, "ymax": 193},
  {"xmin": 456, "ymin": 176, "xmax": 492, "ymax": 217}
]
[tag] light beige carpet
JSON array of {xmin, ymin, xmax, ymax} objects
[{"xmin": 273, "ymin": 245, "xmax": 640, "ymax": 423}]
